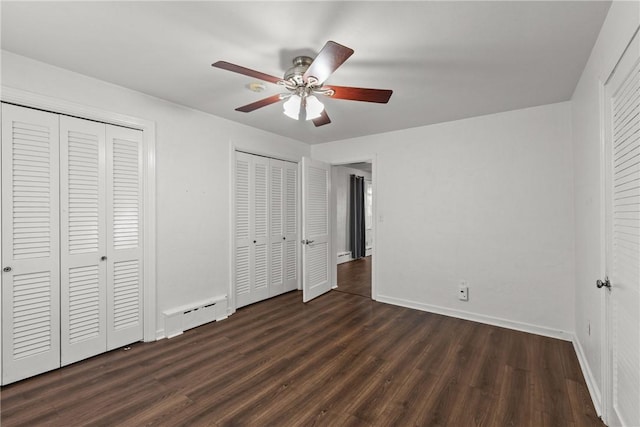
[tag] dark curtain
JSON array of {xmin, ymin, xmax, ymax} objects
[{"xmin": 350, "ymin": 175, "xmax": 366, "ymax": 259}]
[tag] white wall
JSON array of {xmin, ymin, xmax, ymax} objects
[
  {"xmin": 571, "ymin": 1, "xmax": 640, "ymax": 413},
  {"xmin": 1, "ymin": 51, "xmax": 311, "ymax": 336},
  {"xmin": 312, "ymin": 102, "xmax": 575, "ymax": 338},
  {"xmin": 332, "ymin": 165, "xmax": 372, "ymax": 257}
]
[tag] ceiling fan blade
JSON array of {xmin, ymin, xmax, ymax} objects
[
  {"xmin": 235, "ymin": 94, "xmax": 283, "ymax": 113},
  {"xmin": 313, "ymin": 110, "xmax": 331, "ymax": 127},
  {"xmin": 328, "ymin": 86, "xmax": 393, "ymax": 103},
  {"xmin": 212, "ymin": 61, "xmax": 282, "ymax": 84},
  {"xmin": 303, "ymin": 41, "xmax": 354, "ymax": 84}
]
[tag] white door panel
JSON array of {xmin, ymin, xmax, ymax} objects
[
  {"xmin": 235, "ymin": 152, "xmax": 252, "ymax": 308},
  {"xmin": 252, "ymin": 155, "xmax": 270, "ymax": 303},
  {"xmin": 284, "ymin": 161, "xmax": 299, "ymax": 292},
  {"xmin": 60, "ymin": 116, "xmax": 107, "ymax": 366},
  {"xmin": 604, "ymin": 31, "xmax": 640, "ymax": 427},
  {"xmin": 269, "ymin": 159, "xmax": 285, "ymax": 297},
  {"xmin": 302, "ymin": 157, "xmax": 331, "ymax": 302},
  {"xmin": 1, "ymin": 104, "xmax": 61, "ymax": 384},
  {"xmin": 106, "ymin": 125, "xmax": 143, "ymax": 350}
]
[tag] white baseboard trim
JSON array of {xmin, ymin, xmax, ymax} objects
[
  {"xmin": 156, "ymin": 329, "xmax": 166, "ymax": 340},
  {"xmin": 376, "ymin": 294, "xmax": 573, "ymax": 341},
  {"xmin": 572, "ymin": 335, "xmax": 602, "ymax": 416}
]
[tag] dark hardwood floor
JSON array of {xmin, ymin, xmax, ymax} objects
[
  {"xmin": 1, "ymin": 290, "xmax": 602, "ymax": 426},
  {"xmin": 337, "ymin": 256, "xmax": 371, "ymax": 298}
]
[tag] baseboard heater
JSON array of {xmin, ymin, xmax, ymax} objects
[
  {"xmin": 337, "ymin": 251, "xmax": 352, "ymax": 264},
  {"xmin": 163, "ymin": 295, "xmax": 228, "ymax": 339}
]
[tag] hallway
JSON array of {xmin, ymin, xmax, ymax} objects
[{"xmin": 336, "ymin": 256, "xmax": 371, "ymax": 298}]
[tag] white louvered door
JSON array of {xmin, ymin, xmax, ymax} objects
[
  {"xmin": 252, "ymin": 155, "xmax": 270, "ymax": 303},
  {"xmin": 106, "ymin": 125, "xmax": 144, "ymax": 350},
  {"xmin": 302, "ymin": 157, "xmax": 331, "ymax": 302},
  {"xmin": 283, "ymin": 161, "xmax": 299, "ymax": 292},
  {"xmin": 269, "ymin": 159, "xmax": 285, "ymax": 297},
  {"xmin": 234, "ymin": 152, "xmax": 271, "ymax": 307},
  {"xmin": 603, "ymin": 32, "xmax": 640, "ymax": 427},
  {"xmin": 60, "ymin": 116, "xmax": 107, "ymax": 366},
  {"xmin": 1, "ymin": 105, "xmax": 145, "ymax": 384},
  {"xmin": 235, "ymin": 153, "xmax": 299, "ymax": 308},
  {"xmin": 1, "ymin": 104, "xmax": 61, "ymax": 384},
  {"xmin": 235, "ymin": 152, "xmax": 252, "ymax": 308}
]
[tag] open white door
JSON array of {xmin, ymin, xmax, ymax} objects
[
  {"xmin": 302, "ymin": 157, "xmax": 332, "ymax": 302},
  {"xmin": 602, "ymin": 30, "xmax": 640, "ymax": 427}
]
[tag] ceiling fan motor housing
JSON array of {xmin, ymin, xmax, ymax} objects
[{"xmin": 284, "ymin": 56, "xmax": 314, "ymax": 86}]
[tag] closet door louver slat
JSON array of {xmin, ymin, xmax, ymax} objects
[{"xmin": 2, "ymin": 104, "xmax": 61, "ymax": 384}]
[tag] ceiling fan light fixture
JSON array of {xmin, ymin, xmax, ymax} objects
[
  {"xmin": 305, "ymin": 95, "xmax": 324, "ymax": 120},
  {"xmin": 283, "ymin": 94, "xmax": 301, "ymax": 120},
  {"xmin": 282, "ymin": 94, "xmax": 325, "ymax": 121}
]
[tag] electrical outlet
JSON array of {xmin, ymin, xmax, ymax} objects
[{"xmin": 458, "ymin": 281, "xmax": 468, "ymax": 301}]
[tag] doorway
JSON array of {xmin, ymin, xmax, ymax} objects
[{"xmin": 332, "ymin": 162, "xmax": 373, "ymax": 299}]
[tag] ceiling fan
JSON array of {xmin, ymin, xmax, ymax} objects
[{"xmin": 212, "ymin": 41, "xmax": 393, "ymax": 127}]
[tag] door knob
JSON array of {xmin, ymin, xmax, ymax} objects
[
  {"xmin": 301, "ymin": 239, "xmax": 315, "ymax": 245},
  {"xmin": 596, "ymin": 277, "xmax": 611, "ymax": 289},
  {"xmin": 2, "ymin": 266, "xmax": 11, "ymax": 272},
  {"xmin": 101, "ymin": 256, "xmax": 107, "ymax": 261}
]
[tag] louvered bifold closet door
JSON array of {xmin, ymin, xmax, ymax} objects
[
  {"xmin": 269, "ymin": 159, "xmax": 285, "ymax": 297},
  {"xmin": 1, "ymin": 104, "xmax": 60, "ymax": 385},
  {"xmin": 235, "ymin": 152, "xmax": 252, "ymax": 308},
  {"xmin": 252, "ymin": 155, "xmax": 270, "ymax": 303},
  {"xmin": 60, "ymin": 116, "xmax": 107, "ymax": 366},
  {"xmin": 608, "ymin": 40, "xmax": 640, "ymax": 427},
  {"xmin": 105, "ymin": 125, "xmax": 143, "ymax": 350},
  {"xmin": 283, "ymin": 161, "xmax": 298, "ymax": 292}
]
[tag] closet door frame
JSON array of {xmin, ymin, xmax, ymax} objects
[
  {"xmin": 1, "ymin": 87, "xmax": 158, "ymax": 360},
  {"xmin": 230, "ymin": 148, "xmax": 301, "ymax": 313}
]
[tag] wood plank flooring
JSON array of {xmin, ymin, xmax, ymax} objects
[
  {"xmin": 1, "ymin": 291, "xmax": 602, "ymax": 426},
  {"xmin": 337, "ymin": 256, "xmax": 372, "ymax": 298}
]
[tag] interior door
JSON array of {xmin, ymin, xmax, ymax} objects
[
  {"xmin": 235, "ymin": 152, "xmax": 252, "ymax": 308},
  {"xmin": 269, "ymin": 158, "xmax": 285, "ymax": 297},
  {"xmin": 60, "ymin": 116, "xmax": 107, "ymax": 366},
  {"xmin": 283, "ymin": 161, "xmax": 299, "ymax": 292},
  {"xmin": 252, "ymin": 155, "xmax": 270, "ymax": 303},
  {"xmin": 105, "ymin": 124, "xmax": 144, "ymax": 350},
  {"xmin": 603, "ymin": 30, "xmax": 640, "ymax": 427},
  {"xmin": 1, "ymin": 104, "xmax": 61, "ymax": 384},
  {"xmin": 302, "ymin": 157, "xmax": 331, "ymax": 302}
]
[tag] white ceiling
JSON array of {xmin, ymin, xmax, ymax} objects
[{"xmin": 1, "ymin": 1, "xmax": 610, "ymax": 144}]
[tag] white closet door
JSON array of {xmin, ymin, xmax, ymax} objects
[
  {"xmin": 269, "ymin": 159, "xmax": 285, "ymax": 297},
  {"xmin": 604, "ymin": 32, "xmax": 640, "ymax": 427},
  {"xmin": 106, "ymin": 125, "xmax": 143, "ymax": 350},
  {"xmin": 252, "ymin": 155, "xmax": 270, "ymax": 303},
  {"xmin": 60, "ymin": 116, "xmax": 107, "ymax": 366},
  {"xmin": 1, "ymin": 104, "xmax": 60, "ymax": 384},
  {"xmin": 235, "ymin": 152, "xmax": 252, "ymax": 308},
  {"xmin": 283, "ymin": 161, "xmax": 299, "ymax": 292},
  {"xmin": 302, "ymin": 157, "xmax": 332, "ymax": 302}
]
